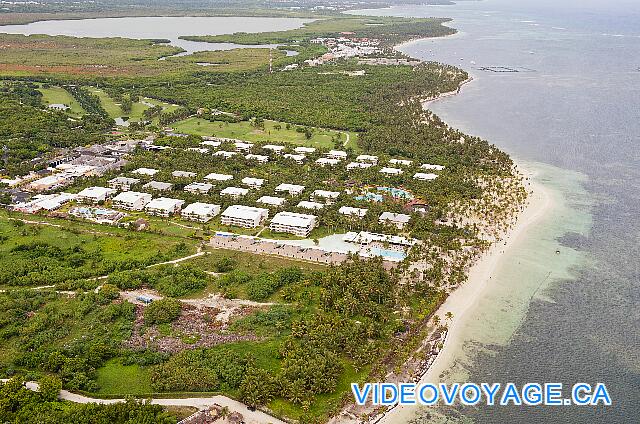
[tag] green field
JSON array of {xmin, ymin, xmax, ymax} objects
[
  {"xmin": 172, "ymin": 117, "xmax": 359, "ymax": 150},
  {"xmin": 96, "ymin": 359, "xmax": 153, "ymax": 395},
  {"xmin": 89, "ymin": 88, "xmax": 180, "ymax": 122},
  {"xmin": 38, "ymin": 86, "xmax": 85, "ymax": 116}
]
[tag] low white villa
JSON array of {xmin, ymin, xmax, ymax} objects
[
  {"xmin": 184, "ymin": 182, "xmax": 213, "ymax": 194},
  {"xmin": 220, "ymin": 186, "xmax": 249, "ymax": 198},
  {"xmin": 77, "ymin": 186, "xmax": 117, "ymax": 203},
  {"xmin": 112, "ymin": 191, "xmax": 152, "ymax": 211},
  {"xmin": 275, "ymin": 183, "xmax": 305, "ymax": 196},
  {"xmin": 258, "ymin": 196, "xmax": 286, "ymax": 207},
  {"xmin": 145, "ymin": 197, "xmax": 185, "ymax": 217},
  {"xmin": 221, "ymin": 205, "xmax": 269, "ymax": 228},
  {"xmin": 270, "ymin": 211, "xmax": 317, "ymax": 237}
]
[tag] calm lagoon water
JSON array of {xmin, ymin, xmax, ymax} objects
[
  {"xmin": 355, "ymin": 1, "xmax": 639, "ymax": 422},
  {"xmin": 0, "ymin": 16, "xmax": 313, "ymax": 54}
]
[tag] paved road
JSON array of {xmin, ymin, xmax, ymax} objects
[{"xmin": 1, "ymin": 379, "xmax": 283, "ymax": 424}]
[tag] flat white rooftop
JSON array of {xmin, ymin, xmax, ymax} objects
[
  {"xmin": 312, "ymin": 189, "xmax": 340, "ymax": 199},
  {"xmin": 172, "ymin": 170, "xmax": 197, "ymax": 178},
  {"xmin": 294, "ymin": 146, "xmax": 316, "ymax": 154},
  {"xmin": 420, "ymin": 163, "xmax": 445, "ymax": 171},
  {"xmin": 390, "ymin": 159, "xmax": 413, "ymax": 166},
  {"xmin": 338, "ymin": 206, "xmax": 368, "ymax": 217},
  {"xmin": 258, "ymin": 196, "xmax": 286, "ymax": 206},
  {"xmin": 132, "ymin": 167, "xmax": 158, "ymax": 176},
  {"xmin": 271, "ymin": 211, "xmax": 316, "ymax": 228},
  {"xmin": 347, "ymin": 162, "xmax": 372, "ymax": 170},
  {"xmin": 275, "ymin": 183, "xmax": 305, "ymax": 194},
  {"xmin": 221, "ymin": 186, "xmax": 249, "ymax": 197},
  {"xmin": 182, "ymin": 202, "xmax": 220, "ymax": 216},
  {"xmin": 356, "ymin": 154, "xmax": 378, "ymax": 162},
  {"xmin": 379, "ymin": 211, "xmax": 411, "ymax": 223},
  {"xmin": 77, "ymin": 186, "xmax": 116, "ymax": 199},
  {"xmin": 113, "ymin": 191, "xmax": 151, "ymax": 203},
  {"xmin": 221, "ymin": 204, "xmax": 268, "ymax": 220},
  {"xmin": 297, "ymin": 200, "xmax": 324, "ymax": 210},
  {"xmin": 380, "ymin": 167, "xmax": 403, "ymax": 175},
  {"xmin": 316, "ymin": 158, "xmax": 340, "ymax": 166},
  {"xmin": 242, "ymin": 177, "xmax": 265, "ymax": 187},
  {"xmin": 184, "ymin": 182, "xmax": 213, "ymax": 192},
  {"xmin": 414, "ymin": 172, "xmax": 438, "ymax": 181},
  {"xmin": 146, "ymin": 197, "xmax": 184, "ymax": 210},
  {"xmin": 245, "ymin": 154, "xmax": 269, "ymax": 162},
  {"xmin": 204, "ymin": 173, "xmax": 233, "ymax": 181}
]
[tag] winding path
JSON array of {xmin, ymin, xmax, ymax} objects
[{"xmin": 1, "ymin": 379, "xmax": 283, "ymax": 424}]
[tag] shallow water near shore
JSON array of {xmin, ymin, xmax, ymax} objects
[{"xmin": 355, "ymin": 0, "xmax": 640, "ymax": 422}]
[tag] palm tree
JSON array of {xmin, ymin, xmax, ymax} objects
[{"xmin": 432, "ymin": 314, "xmax": 440, "ymax": 327}]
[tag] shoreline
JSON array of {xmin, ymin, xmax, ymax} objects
[{"xmin": 377, "ymin": 169, "xmax": 553, "ymax": 423}]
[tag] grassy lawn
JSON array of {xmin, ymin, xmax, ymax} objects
[
  {"xmin": 172, "ymin": 117, "xmax": 358, "ymax": 150},
  {"xmin": 89, "ymin": 87, "xmax": 122, "ymax": 118},
  {"xmin": 188, "ymin": 247, "xmax": 326, "ymax": 275},
  {"xmin": 89, "ymin": 88, "xmax": 177, "ymax": 122},
  {"xmin": 38, "ymin": 86, "xmax": 84, "ymax": 116},
  {"xmin": 95, "ymin": 359, "xmax": 153, "ymax": 395}
]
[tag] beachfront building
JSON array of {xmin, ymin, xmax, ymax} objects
[
  {"xmin": 316, "ymin": 158, "xmax": 340, "ymax": 167},
  {"xmin": 184, "ymin": 182, "xmax": 213, "ymax": 194},
  {"xmin": 346, "ymin": 162, "xmax": 373, "ymax": 170},
  {"xmin": 245, "ymin": 154, "xmax": 269, "ymax": 163},
  {"xmin": 112, "ymin": 191, "xmax": 152, "ymax": 211},
  {"xmin": 76, "ymin": 186, "xmax": 117, "ymax": 204},
  {"xmin": 204, "ymin": 173, "xmax": 233, "ymax": 182},
  {"xmin": 420, "ymin": 163, "xmax": 445, "ymax": 171},
  {"xmin": 221, "ymin": 205, "xmax": 269, "ymax": 228},
  {"xmin": 283, "ymin": 154, "xmax": 306, "ymax": 164},
  {"xmin": 220, "ymin": 187, "xmax": 249, "ymax": 198},
  {"xmin": 356, "ymin": 154, "xmax": 378, "ymax": 164},
  {"xmin": 294, "ymin": 146, "xmax": 316, "ymax": 154},
  {"xmin": 275, "ymin": 183, "xmax": 305, "ymax": 196},
  {"xmin": 132, "ymin": 167, "xmax": 159, "ymax": 177},
  {"xmin": 390, "ymin": 159, "xmax": 413, "ymax": 166},
  {"xmin": 262, "ymin": 144, "xmax": 285, "ymax": 155},
  {"xmin": 380, "ymin": 167, "xmax": 403, "ymax": 176},
  {"xmin": 143, "ymin": 181, "xmax": 173, "ymax": 192},
  {"xmin": 108, "ymin": 176, "xmax": 139, "ymax": 191},
  {"xmin": 214, "ymin": 151, "xmax": 237, "ymax": 159},
  {"xmin": 258, "ymin": 196, "xmax": 286, "ymax": 207},
  {"xmin": 145, "ymin": 197, "xmax": 185, "ymax": 217},
  {"xmin": 181, "ymin": 202, "xmax": 221, "ymax": 222},
  {"xmin": 297, "ymin": 201, "xmax": 324, "ymax": 210},
  {"xmin": 311, "ymin": 189, "xmax": 340, "ymax": 204},
  {"xmin": 269, "ymin": 212, "xmax": 317, "ymax": 237},
  {"xmin": 413, "ymin": 172, "xmax": 438, "ymax": 181},
  {"xmin": 344, "ymin": 231, "xmax": 416, "ymax": 256},
  {"xmin": 234, "ymin": 142, "xmax": 254, "ymax": 152},
  {"xmin": 326, "ymin": 150, "xmax": 348, "ymax": 160},
  {"xmin": 338, "ymin": 206, "xmax": 368, "ymax": 218},
  {"xmin": 172, "ymin": 170, "xmax": 197, "ymax": 179},
  {"xmin": 379, "ymin": 212, "xmax": 411, "ymax": 229}
]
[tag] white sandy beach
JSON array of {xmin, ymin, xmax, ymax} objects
[{"xmin": 377, "ymin": 169, "xmax": 553, "ymax": 424}]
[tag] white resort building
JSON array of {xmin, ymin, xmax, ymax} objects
[
  {"xmin": 311, "ymin": 189, "xmax": 340, "ymax": 204},
  {"xmin": 275, "ymin": 183, "xmax": 305, "ymax": 196},
  {"xmin": 283, "ymin": 153, "xmax": 306, "ymax": 164},
  {"xmin": 356, "ymin": 154, "xmax": 378, "ymax": 164},
  {"xmin": 143, "ymin": 181, "xmax": 173, "ymax": 191},
  {"xmin": 294, "ymin": 146, "xmax": 316, "ymax": 154},
  {"xmin": 77, "ymin": 186, "xmax": 117, "ymax": 204},
  {"xmin": 346, "ymin": 162, "xmax": 373, "ymax": 170},
  {"xmin": 389, "ymin": 159, "xmax": 413, "ymax": 166},
  {"xmin": 108, "ymin": 176, "xmax": 139, "ymax": 191},
  {"xmin": 204, "ymin": 173, "xmax": 233, "ymax": 182},
  {"xmin": 245, "ymin": 154, "xmax": 269, "ymax": 163},
  {"xmin": 258, "ymin": 196, "xmax": 286, "ymax": 207},
  {"xmin": 214, "ymin": 151, "xmax": 237, "ymax": 159},
  {"xmin": 316, "ymin": 158, "xmax": 340, "ymax": 167},
  {"xmin": 380, "ymin": 167, "xmax": 403, "ymax": 176},
  {"xmin": 241, "ymin": 177, "xmax": 265, "ymax": 189},
  {"xmin": 132, "ymin": 167, "xmax": 159, "ymax": 176},
  {"xmin": 172, "ymin": 170, "xmax": 197, "ymax": 178},
  {"xmin": 221, "ymin": 205, "xmax": 269, "ymax": 228},
  {"xmin": 326, "ymin": 150, "xmax": 348, "ymax": 160},
  {"xmin": 145, "ymin": 197, "xmax": 185, "ymax": 217},
  {"xmin": 420, "ymin": 163, "xmax": 445, "ymax": 171},
  {"xmin": 297, "ymin": 200, "xmax": 324, "ymax": 210},
  {"xmin": 379, "ymin": 212, "xmax": 411, "ymax": 229},
  {"xmin": 220, "ymin": 187, "xmax": 249, "ymax": 198},
  {"xmin": 338, "ymin": 206, "xmax": 368, "ymax": 218},
  {"xmin": 184, "ymin": 182, "xmax": 213, "ymax": 194},
  {"xmin": 181, "ymin": 202, "xmax": 221, "ymax": 222},
  {"xmin": 262, "ymin": 144, "xmax": 285, "ymax": 154},
  {"xmin": 112, "ymin": 191, "xmax": 153, "ymax": 211},
  {"xmin": 413, "ymin": 172, "xmax": 438, "ymax": 181},
  {"xmin": 269, "ymin": 212, "xmax": 317, "ymax": 237}
]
